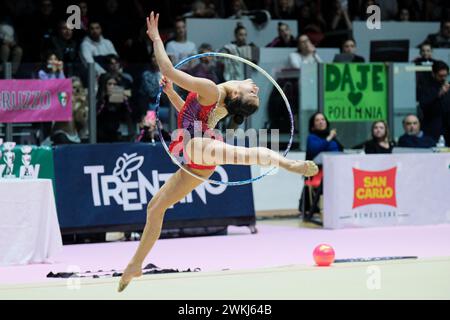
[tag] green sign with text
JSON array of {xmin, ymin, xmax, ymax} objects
[{"xmin": 324, "ymin": 63, "xmax": 388, "ymax": 122}]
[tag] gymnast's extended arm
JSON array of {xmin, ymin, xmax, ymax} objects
[{"xmin": 146, "ymin": 11, "xmax": 218, "ymax": 106}]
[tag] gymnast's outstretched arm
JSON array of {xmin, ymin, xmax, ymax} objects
[{"xmin": 147, "ymin": 12, "xmax": 218, "ymax": 106}]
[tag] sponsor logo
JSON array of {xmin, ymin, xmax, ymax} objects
[{"xmin": 353, "ymin": 167, "xmax": 397, "ymax": 208}]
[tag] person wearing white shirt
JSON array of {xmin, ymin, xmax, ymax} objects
[
  {"xmin": 289, "ymin": 35, "xmax": 322, "ymax": 68},
  {"xmin": 80, "ymin": 21, "xmax": 118, "ymax": 76},
  {"xmin": 165, "ymin": 17, "xmax": 197, "ymax": 67}
]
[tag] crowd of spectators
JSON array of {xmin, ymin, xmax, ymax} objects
[{"xmin": 1, "ymin": 0, "xmax": 450, "ymax": 149}]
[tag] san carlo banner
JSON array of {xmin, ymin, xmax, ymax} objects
[
  {"xmin": 323, "ymin": 63, "xmax": 388, "ymax": 122},
  {"xmin": 323, "ymin": 153, "xmax": 450, "ymax": 229},
  {"xmin": 0, "ymin": 79, "xmax": 72, "ymax": 123},
  {"xmin": 53, "ymin": 143, "xmax": 255, "ymax": 230}
]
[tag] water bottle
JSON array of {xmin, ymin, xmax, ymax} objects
[{"xmin": 436, "ymin": 135, "xmax": 446, "ymax": 148}]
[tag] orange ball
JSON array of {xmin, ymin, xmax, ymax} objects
[{"xmin": 313, "ymin": 244, "xmax": 335, "ymax": 266}]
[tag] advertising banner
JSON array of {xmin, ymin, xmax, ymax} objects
[
  {"xmin": 0, "ymin": 79, "xmax": 72, "ymax": 123},
  {"xmin": 323, "ymin": 153, "xmax": 450, "ymax": 228},
  {"xmin": 53, "ymin": 143, "xmax": 255, "ymax": 230}
]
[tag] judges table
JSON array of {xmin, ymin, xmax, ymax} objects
[
  {"xmin": 321, "ymin": 151, "xmax": 450, "ymax": 229},
  {"xmin": 0, "ymin": 179, "xmax": 62, "ymax": 266}
]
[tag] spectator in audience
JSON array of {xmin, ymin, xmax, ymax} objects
[
  {"xmin": 182, "ymin": 0, "xmax": 217, "ymax": 18},
  {"xmin": 38, "ymin": 52, "xmax": 65, "ymax": 80},
  {"xmin": 136, "ymin": 110, "xmax": 171, "ymax": 143},
  {"xmin": 80, "ymin": 21, "xmax": 119, "ymax": 76},
  {"xmin": 297, "ymin": 3, "xmax": 326, "ymax": 45},
  {"xmin": 398, "ymin": 114, "xmax": 436, "ymax": 148},
  {"xmin": 305, "ymin": 112, "xmax": 344, "ymax": 161},
  {"xmin": 334, "ymin": 38, "xmax": 365, "ymax": 62},
  {"xmin": 0, "ymin": 16, "xmax": 22, "ymax": 74},
  {"xmin": 96, "ymin": 73, "xmax": 134, "ymax": 143},
  {"xmin": 289, "ymin": 35, "xmax": 322, "ymax": 69},
  {"xmin": 46, "ymin": 20, "xmax": 79, "ymax": 74},
  {"xmin": 361, "ymin": 120, "xmax": 395, "ymax": 154},
  {"xmin": 377, "ymin": 0, "xmax": 398, "ymax": 21},
  {"xmin": 71, "ymin": 76, "xmax": 89, "ymax": 142},
  {"xmin": 122, "ymin": 25, "xmax": 153, "ymax": 64},
  {"xmin": 51, "ymin": 77, "xmax": 88, "ymax": 145},
  {"xmin": 422, "ymin": 20, "xmax": 450, "ymax": 48},
  {"xmin": 266, "ymin": 22, "xmax": 296, "ymax": 48},
  {"xmin": 300, "ymin": 112, "xmax": 343, "ymax": 222},
  {"xmin": 398, "ymin": 8, "xmax": 411, "ymax": 21},
  {"xmin": 226, "ymin": 0, "xmax": 248, "ymax": 19},
  {"xmin": 413, "ymin": 43, "xmax": 437, "ymax": 66},
  {"xmin": 273, "ymin": 0, "xmax": 299, "ymax": 20},
  {"xmin": 417, "ymin": 60, "xmax": 450, "ymax": 142},
  {"xmin": 188, "ymin": 43, "xmax": 223, "ymax": 84},
  {"xmin": 221, "ymin": 23, "xmax": 259, "ymax": 81},
  {"xmin": 100, "ymin": 0, "xmax": 133, "ymax": 56},
  {"xmin": 26, "ymin": 0, "xmax": 58, "ymax": 62},
  {"xmin": 397, "ymin": 0, "xmax": 422, "ymax": 21},
  {"xmin": 327, "ymin": 0, "xmax": 353, "ymax": 32},
  {"xmin": 138, "ymin": 52, "xmax": 169, "ymax": 123},
  {"xmin": 165, "ymin": 17, "xmax": 197, "ymax": 66},
  {"xmin": 79, "ymin": 1, "xmax": 90, "ymax": 33},
  {"xmin": 101, "ymin": 54, "xmax": 133, "ymax": 89}
]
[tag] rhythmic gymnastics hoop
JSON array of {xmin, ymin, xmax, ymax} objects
[{"xmin": 155, "ymin": 52, "xmax": 294, "ymax": 186}]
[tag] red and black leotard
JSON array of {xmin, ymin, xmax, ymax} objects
[{"xmin": 168, "ymin": 92, "xmax": 219, "ymax": 170}]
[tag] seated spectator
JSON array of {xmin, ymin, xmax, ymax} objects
[
  {"xmin": 300, "ymin": 112, "xmax": 343, "ymax": 222},
  {"xmin": 80, "ymin": 21, "xmax": 119, "ymax": 76},
  {"xmin": 0, "ymin": 16, "xmax": 23, "ymax": 74},
  {"xmin": 138, "ymin": 53, "xmax": 170, "ymax": 123},
  {"xmin": 333, "ymin": 39, "xmax": 365, "ymax": 62},
  {"xmin": 38, "ymin": 52, "xmax": 65, "ymax": 79},
  {"xmin": 221, "ymin": 23, "xmax": 259, "ymax": 81},
  {"xmin": 188, "ymin": 43, "xmax": 223, "ymax": 84},
  {"xmin": 71, "ymin": 76, "xmax": 89, "ymax": 142},
  {"xmin": 46, "ymin": 20, "xmax": 79, "ymax": 74},
  {"xmin": 305, "ymin": 112, "xmax": 344, "ymax": 161},
  {"xmin": 266, "ymin": 22, "xmax": 296, "ymax": 48},
  {"xmin": 101, "ymin": 54, "xmax": 133, "ymax": 89},
  {"xmin": 413, "ymin": 43, "xmax": 437, "ymax": 66},
  {"xmin": 417, "ymin": 60, "xmax": 450, "ymax": 143},
  {"xmin": 165, "ymin": 17, "xmax": 197, "ymax": 67},
  {"xmin": 51, "ymin": 77, "xmax": 88, "ymax": 145},
  {"xmin": 398, "ymin": 8, "xmax": 411, "ymax": 21},
  {"xmin": 326, "ymin": 0, "xmax": 353, "ymax": 32},
  {"xmin": 136, "ymin": 111, "xmax": 171, "ymax": 143},
  {"xmin": 226, "ymin": 0, "xmax": 248, "ymax": 19},
  {"xmin": 362, "ymin": 120, "xmax": 395, "ymax": 154},
  {"xmin": 273, "ymin": 0, "xmax": 299, "ymax": 20},
  {"xmin": 398, "ymin": 114, "xmax": 436, "ymax": 148},
  {"xmin": 100, "ymin": 0, "xmax": 133, "ymax": 56},
  {"xmin": 422, "ymin": 20, "xmax": 450, "ymax": 49},
  {"xmin": 96, "ymin": 74, "xmax": 134, "ymax": 142},
  {"xmin": 182, "ymin": 0, "xmax": 217, "ymax": 18},
  {"xmin": 297, "ymin": 4, "xmax": 326, "ymax": 46},
  {"xmin": 289, "ymin": 35, "xmax": 322, "ymax": 69}
]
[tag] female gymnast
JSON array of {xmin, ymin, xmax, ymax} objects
[{"xmin": 118, "ymin": 12, "xmax": 318, "ymax": 292}]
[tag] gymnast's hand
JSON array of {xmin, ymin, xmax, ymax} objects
[
  {"xmin": 302, "ymin": 161, "xmax": 319, "ymax": 177},
  {"xmin": 117, "ymin": 262, "xmax": 143, "ymax": 293},
  {"xmin": 146, "ymin": 11, "xmax": 161, "ymax": 42},
  {"xmin": 160, "ymin": 76, "xmax": 173, "ymax": 94}
]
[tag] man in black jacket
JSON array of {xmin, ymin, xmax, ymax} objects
[{"xmin": 417, "ymin": 60, "xmax": 450, "ymax": 143}]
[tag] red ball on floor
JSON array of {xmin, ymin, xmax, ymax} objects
[{"xmin": 313, "ymin": 244, "xmax": 335, "ymax": 266}]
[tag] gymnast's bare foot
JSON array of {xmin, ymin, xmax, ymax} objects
[
  {"xmin": 118, "ymin": 263, "xmax": 143, "ymax": 292},
  {"xmin": 285, "ymin": 160, "xmax": 318, "ymax": 177}
]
